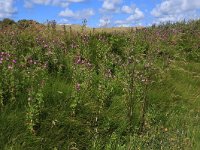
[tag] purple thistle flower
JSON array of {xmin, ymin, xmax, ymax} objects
[{"xmin": 12, "ymin": 60, "xmax": 17, "ymax": 63}]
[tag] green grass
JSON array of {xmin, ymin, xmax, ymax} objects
[{"xmin": 0, "ymin": 19, "xmax": 200, "ymax": 149}]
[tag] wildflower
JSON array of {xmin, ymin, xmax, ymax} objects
[
  {"xmin": 29, "ymin": 59, "xmax": 33, "ymax": 63},
  {"xmin": 75, "ymin": 56, "xmax": 82, "ymax": 64},
  {"xmin": 107, "ymin": 69, "xmax": 112, "ymax": 78},
  {"xmin": 44, "ymin": 44, "xmax": 48, "ymax": 48},
  {"xmin": 28, "ymin": 97, "xmax": 31, "ymax": 102},
  {"xmin": 43, "ymin": 63, "xmax": 47, "ymax": 68},
  {"xmin": 12, "ymin": 60, "xmax": 16, "ymax": 63},
  {"xmin": 8, "ymin": 65, "xmax": 13, "ymax": 69},
  {"xmin": 81, "ymin": 60, "xmax": 85, "ymax": 64},
  {"xmin": 145, "ymin": 63, "xmax": 150, "ymax": 68},
  {"xmin": 76, "ymin": 83, "xmax": 81, "ymax": 91},
  {"xmin": 86, "ymin": 62, "xmax": 92, "ymax": 68}
]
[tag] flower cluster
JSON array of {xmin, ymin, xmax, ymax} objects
[
  {"xmin": 0, "ymin": 52, "xmax": 17, "ymax": 69},
  {"xmin": 25, "ymin": 57, "xmax": 47, "ymax": 69},
  {"xmin": 74, "ymin": 55, "xmax": 92, "ymax": 68}
]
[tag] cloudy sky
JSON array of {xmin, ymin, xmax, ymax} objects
[{"xmin": 0, "ymin": 0, "xmax": 200, "ymax": 27}]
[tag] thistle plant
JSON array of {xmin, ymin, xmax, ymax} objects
[
  {"xmin": 8, "ymin": 66, "xmax": 16, "ymax": 103},
  {"xmin": 0, "ymin": 19, "xmax": 199, "ymax": 149},
  {"xmin": 81, "ymin": 19, "xmax": 87, "ymax": 33},
  {"xmin": 27, "ymin": 86, "xmax": 44, "ymax": 133},
  {"xmin": 0, "ymin": 52, "xmax": 17, "ymax": 104},
  {"xmin": 25, "ymin": 65, "xmax": 47, "ymax": 134},
  {"xmin": 0, "ymin": 80, "xmax": 3, "ymax": 110}
]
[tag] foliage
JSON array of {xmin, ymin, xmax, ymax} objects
[
  {"xmin": 17, "ymin": 19, "xmax": 40, "ymax": 29},
  {"xmin": 0, "ymin": 19, "xmax": 200, "ymax": 150},
  {"xmin": 0, "ymin": 18, "xmax": 16, "ymax": 29}
]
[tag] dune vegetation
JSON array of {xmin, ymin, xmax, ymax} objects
[{"xmin": 0, "ymin": 19, "xmax": 200, "ymax": 149}]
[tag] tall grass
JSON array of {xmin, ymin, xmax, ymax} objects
[{"xmin": 0, "ymin": 19, "xmax": 200, "ymax": 149}]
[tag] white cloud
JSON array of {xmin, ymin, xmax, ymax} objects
[
  {"xmin": 24, "ymin": 0, "xmax": 92, "ymax": 22},
  {"xmin": 127, "ymin": 8, "xmax": 144, "ymax": 21},
  {"xmin": 151, "ymin": 0, "xmax": 181, "ymax": 17},
  {"xmin": 58, "ymin": 18, "xmax": 71, "ymax": 25},
  {"xmin": 24, "ymin": 0, "xmax": 85, "ymax": 8},
  {"xmin": 153, "ymin": 11, "xmax": 200, "ymax": 24},
  {"xmin": 0, "ymin": 0, "xmax": 17, "ymax": 19},
  {"xmin": 59, "ymin": 8, "xmax": 74, "ymax": 17},
  {"xmin": 101, "ymin": 0, "xmax": 122, "ymax": 12},
  {"xmin": 67, "ymin": 0, "xmax": 85, "ymax": 2},
  {"xmin": 59, "ymin": 8, "xmax": 94, "ymax": 19},
  {"xmin": 32, "ymin": 0, "xmax": 51, "ymax": 5},
  {"xmin": 52, "ymin": 0, "xmax": 69, "ymax": 7},
  {"xmin": 99, "ymin": 18, "xmax": 111, "ymax": 27},
  {"xmin": 115, "ymin": 7, "xmax": 144, "ymax": 26},
  {"xmin": 121, "ymin": 5, "xmax": 135, "ymax": 14},
  {"xmin": 117, "ymin": 24, "xmax": 131, "ymax": 27},
  {"xmin": 151, "ymin": 0, "xmax": 200, "ymax": 22},
  {"xmin": 100, "ymin": 2, "xmax": 144, "ymax": 27},
  {"xmin": 24, "ymin": 1, "xmax": 34, "ymax": 8}
]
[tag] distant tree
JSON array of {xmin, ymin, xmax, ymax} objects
[
  {"xmin": 0, "ymin": 18, "xmax": 16, "ymax": 28},
  {"xmin": 0, "ymin": 20, "xmax": 2, "ymax": 29},
  {"xmin": 18, "ymin": 19, "xmax": 31, "ymax": 28},
  {"xmin": 18, "ymin": 19, "xmax": 40, "ymax": 28}
]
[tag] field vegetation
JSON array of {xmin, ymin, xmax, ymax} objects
[{"xmin": 0, "ymin": 18, "xmax": 200, "ymax": 149}]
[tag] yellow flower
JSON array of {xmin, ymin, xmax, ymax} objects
[{"xmin": 164, "ymin": 128, "xmax": 168, "ymax": 132}]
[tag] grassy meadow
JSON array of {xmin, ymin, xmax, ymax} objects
[{"xmin": 0, "ymin": 19, "xmax": 200, "ymax": 149}]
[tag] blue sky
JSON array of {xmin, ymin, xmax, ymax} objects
[{"xmin": 0, "ymin": 0, "xmax": 200, "ymax": 27}]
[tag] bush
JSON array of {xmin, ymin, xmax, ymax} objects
[
  {"xmin": 17, "ymin": 19, "xmax": 40, "ymax": 28},
  {"xmin": 0, "ymin": 18, "xmax": 16, "ymax": 28}
]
